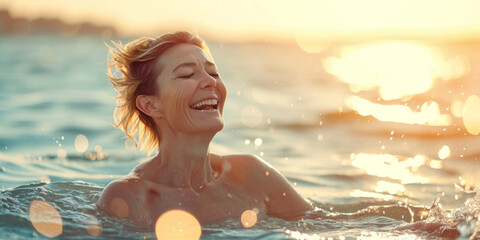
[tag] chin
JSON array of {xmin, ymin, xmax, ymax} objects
[
  {"xmin": 207, "ymin": 121, "xmax": 225, "ymax": 133},
  {"xmin": 198, "ymin": 120, "xmax": 224, "ymax": 134}
]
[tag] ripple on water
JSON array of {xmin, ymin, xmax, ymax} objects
[{"xmin": 2, "ymin": 180, "xmax": 480, "ymax": 239}]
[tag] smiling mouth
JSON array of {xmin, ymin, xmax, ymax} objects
[{"xmin": 189, "ymin": 99, "xmax": 219, "ymax": 112}]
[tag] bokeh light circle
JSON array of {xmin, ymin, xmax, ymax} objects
[
  {"xmin": 74, "ymin": 134, "xmax": 89, "ymax": 153},
  {"xmin": 86, "ymin": 216, "xmax": 102, "ymax": 236},
  {"xmin": 438, "ymin": 145, "xmax": 451, "ymax": 160},
  {"xmin": 155, "ymin": 209, "xmax": 201, "ymax": 240},
  {"xmin": 241, "ymin": 105, "xmax": 263, "ymax": 128},
  {"xmin": 29, "ymin": 200, "xmax": 63, "ymax": 238},
  {"xmin": 56, "ymin": 148, "xmax": 67, "ymax": 159},
  {"xmin": 241, "ymin": 210, "xmax": 257, "ymax": 228},
  {"xmin": 463, "ymin": 95, "xmax": 480, "ymax": 135},
  {"xmin": 110, "ymin": 197, "xmax": 129, "ymax": 218}
]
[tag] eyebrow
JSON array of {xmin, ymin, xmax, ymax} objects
[{"xmin": 172, "ymin": 61, "xmax": 215, "ymax": 73}]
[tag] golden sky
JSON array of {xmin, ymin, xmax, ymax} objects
[{"xmin": 1, "ymin": 0, "xmax": 480, "ymax": 41}]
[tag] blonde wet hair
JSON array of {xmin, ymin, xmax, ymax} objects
[{"xmin": 107, "ymin": 31, "xmax": 211, "ymax": 154}]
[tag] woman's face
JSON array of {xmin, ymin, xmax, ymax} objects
[{"xmin": 152, "ymin": 43, "xmax": 227, "ymax": 135}]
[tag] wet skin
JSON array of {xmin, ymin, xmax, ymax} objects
[{"xmin": 98, "ymin": 44, "xmax": 313, "ymax": 225}]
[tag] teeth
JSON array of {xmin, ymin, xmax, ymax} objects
[
  {"xmin": 196, "ymin": 109, "xmax": 217, "ymax": 112},
  {"xmin": 190, "ymin": 99, "xmax": 218, "ymax": 109}
]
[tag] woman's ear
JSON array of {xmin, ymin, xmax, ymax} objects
[{"xmin": 136, "ymin": 95, "xmax": 164, "ymax": 118}]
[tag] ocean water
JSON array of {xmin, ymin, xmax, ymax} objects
[{"xmin": 1, "ymin": 35, "xmax": 480, "ymax": 239}]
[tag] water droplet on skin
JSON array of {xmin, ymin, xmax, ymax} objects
[{"xmin": 227, "ymin": 193, "xmax": 233, "ymax": 198}]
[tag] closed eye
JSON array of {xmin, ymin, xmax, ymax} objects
[
  {"xmin": 209, "ymin": 72, "xmax": 219, "ymax": 78},
  {"xmin": 178, "ymin": 73, "xmax": 194, "ymax": 79}
]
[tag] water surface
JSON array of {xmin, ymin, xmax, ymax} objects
[{"xmin": 1, "ymin": 35, "xmax": 480, "ymax": 239}]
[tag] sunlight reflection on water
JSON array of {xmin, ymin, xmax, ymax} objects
[
  {"xmin": 320, "ymin": 41, "xmax": 480, "ymax": 140},
  {"xmin": 323, "ymin": 42, "xmax": 469, "ymax": 101},
  {"xmin": 346, "ymin": 96, "xmax": 451, "ymax": 126},
  {"xmin": 350, "ymin": 153, "xmax": 427, "ymax": 184},
  {"xmin": 463, "ymin": 95, "xmax": 480, "ymax": 135}
]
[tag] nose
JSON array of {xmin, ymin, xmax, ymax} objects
[{"xmin": 198, "ymin": 71, "xmax": 217, "ymax": 90}]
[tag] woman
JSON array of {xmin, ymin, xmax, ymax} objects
[{"xmin": 98, "ymin": 31, "xmax": 314, "ymax": 226}]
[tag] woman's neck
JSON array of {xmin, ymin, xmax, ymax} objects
[{"xmin": 149, "ymin": 131, "xmax": 216, "ymax": 193}]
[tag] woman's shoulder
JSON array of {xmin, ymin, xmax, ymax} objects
[
  {"xmin": 97, "ymin": 176, "xmax": 157, "ymax": 225},
  {"xmin": 212, "ymin": 153, "xmax": 276, "ymax": 183},
  {"xmin": 213, "ymin": 153, "xmax": 270, "ymax": 167},
  {"xmin": 216, "ymin": 153, "xmax": 314, "ymax": 218},
  {"xmin": 211, "ymin": 153, "xmax": 267, "ymax": 170}
]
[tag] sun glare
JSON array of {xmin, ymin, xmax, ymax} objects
[
  {"xmin": 346, "ymin": 96, "xmax": 451, "ymax": 126},
  {"xmin": 463, "ymin": 95, "xmax": 480, "ymax": 135},
  {"xmin": 323, "ymin": 42, "xmax": 469, "ymax": 101},
  {"xmin": 351, "ymin": 153, "xmax": 427, "ymax": 184},
  {"xmin": 375, "ymin": 180, "xmax": 405, "ymax": 195}
]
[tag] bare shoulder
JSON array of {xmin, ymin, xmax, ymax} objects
[
  {"xmin": 220, "ymin": 154, "xmax": 272, "ymax": 171},
  {"xmin": 97, "ymin": 177, "xmax": 154, "ymax": 225},
  {"xmin": 221, "ymin": 154, "xmax": 313, "ymax": 218},
  {"xmin": 218, "ymin": 154, "xmax": 282, "ymax": 186}
]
